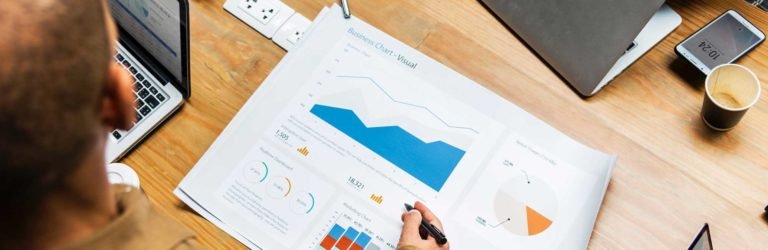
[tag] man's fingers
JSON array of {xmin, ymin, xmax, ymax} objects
[
  {"xmin": 399, "ymin": 210, "xmax": 424, "ymax": 243},
  {"xmin": 414, "ymin": 201, "xmax": 444, "ymax": 230}
]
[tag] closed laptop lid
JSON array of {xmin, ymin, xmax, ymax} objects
[{"xmin": 482, "ymin": 0, "xmax": 664, "ymax": 96}]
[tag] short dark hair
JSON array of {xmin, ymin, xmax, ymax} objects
[{"xmin": 0, "ymin": 0, "xmax": 111, "ymax": 245}]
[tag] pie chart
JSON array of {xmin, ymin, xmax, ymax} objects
[{"xmin": 493, "ymin": 176, "xmax": 557, "ymax": 236}]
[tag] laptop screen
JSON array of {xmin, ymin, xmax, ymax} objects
[{"xmin": 108, "ymin": 0, "xmax": 182, "ymax": 83}]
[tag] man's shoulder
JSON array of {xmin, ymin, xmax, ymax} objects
[{"xmin": 68, "ymin": 185, "xmax": 205, "ymax": 250}]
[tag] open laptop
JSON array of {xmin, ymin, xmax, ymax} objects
[
  {"xmin": 105, "ymin": 0, "xmax": 190, "ymax": 162},
  {"xmin": 481, "ymin": 0, "xmax": 681, "ymax": 96}
]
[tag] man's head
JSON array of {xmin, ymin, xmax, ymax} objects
[{"xmin": 0, "ymin": 0, "xmax": 135, "ymax": 244}]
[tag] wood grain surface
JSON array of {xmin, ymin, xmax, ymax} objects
[{"xmin": 120, "ymin": 0, "xmax": 768, "ymax": 248}]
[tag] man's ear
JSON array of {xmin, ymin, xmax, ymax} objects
[{"xmin": 101, "ymin": 63, "xmax": 135, "ymax": 131}]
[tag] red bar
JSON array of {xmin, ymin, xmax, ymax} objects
[
  {"xmin": 335, "ymin": 236, "xmax": 353, "ymax": 250},
  {"xmin": 350, "ymin": 243, "xmax": 364, "ymax": 250},
  {"xmin": 320, "ymin": 235, "xmax": 338, "ymax": 250}
]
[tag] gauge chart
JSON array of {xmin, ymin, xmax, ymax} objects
[{"xmin": 216, "ymin": 144, "xmax": 334, "ymax": 244}]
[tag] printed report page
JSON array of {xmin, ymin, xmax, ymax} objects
[{"xmin": 177, "ymin": 5, "xmax": 614, "ymax": 250}]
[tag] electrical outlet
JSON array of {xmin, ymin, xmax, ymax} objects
[
  {"xmin": 237, "ymin": 0, "xmax": 258, "ymax": 10},
  {"xmin": 223, "ymin": 0, "xmax": 295, "ymax": 38},
  {"xmin": 273, "ymin": 13, "xmax": 311, "ymax": 51},
  {"xmin": 252, "ymin": 1, "xmax": 279, "ymax": 25},
  {"xmin": 287, "ymin": 30, "xmax": 303, "ymax": 44}
]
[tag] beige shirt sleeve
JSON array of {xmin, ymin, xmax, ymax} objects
[
  {"xmin": 172, "ymin": 238, "xmax": 207, "ymax": 250},
  {"xmin": 65, "ymin": 185, "xmax": 207, "ymax": 250}
]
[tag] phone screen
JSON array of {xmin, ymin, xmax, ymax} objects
[{"xmin": 682, "ymin": 13, "xmax": 762, "ymax": 70}]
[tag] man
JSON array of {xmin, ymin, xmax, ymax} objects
[
  {"xmin": 0, "ymin": 1, "xmax": 447, "ymax": 249},
  {"xmin": 0, "ymin": 0, "xmax": 199, "ymax": 248}
]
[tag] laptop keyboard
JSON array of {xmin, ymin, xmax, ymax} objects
[{"xmin": 111, "ymin": 51, "xmax": 168, "ymax": 141}]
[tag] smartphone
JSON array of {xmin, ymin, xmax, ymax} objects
[{"xmin": 676, "ymin": 10, "xmax": 765, "ymax": 75}]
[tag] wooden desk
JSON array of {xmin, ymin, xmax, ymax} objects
[{"xmin": 122, "ymin": 0, "xmax": 768, "ymax": 248}]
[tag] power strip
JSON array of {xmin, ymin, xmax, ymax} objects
[{"xmin": 223, "ymin": 0, "xmax": 312, "ymax": 51}]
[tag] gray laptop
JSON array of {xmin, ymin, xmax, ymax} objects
[
  {"xmin": 481, "ymin": 0, "xmax": 678, "ymax": 96},
  {"xmin": 105, "ymin": 0, "xmax": 191, "ymax": 162}
]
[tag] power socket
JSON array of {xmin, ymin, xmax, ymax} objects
[
  {"xmin": 242, "ymin": 0, "xmax": 278, "ymax": 25},
  {"xmin": 272, "ymin": 13, "xmax": 311, "ymax": 51},
  {"xmin": 224, "ymin": 0, "xmax": 295, "ymax": 38},
  {"xmin": 238, "ymin": 0, "xmax": 257, "ymax": 10}
]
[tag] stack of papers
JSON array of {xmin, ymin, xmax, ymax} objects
[{"xmin": 176, "ymin": 5, "xmax": 615, "ymax": 249}]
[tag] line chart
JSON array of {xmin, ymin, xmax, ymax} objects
[{"xmin": 336, "ymin": 75, "xmax": 480, "ymax": 134}]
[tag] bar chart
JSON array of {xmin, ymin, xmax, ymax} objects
[
  {"xmin": 311, "ymin": 202, "xmax": 397, "ymax": 250},
  {"xmin": 317, "ymin": 224, "xmax": 380, "ymax": 250},
  {"xmin": 317, "ymin": 223, "xmax": 379, "ymax": 250}
]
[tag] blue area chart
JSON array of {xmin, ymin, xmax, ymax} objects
[{"xmin": 310, "ymin": 104, "xmax": 465, "ymax": 191}]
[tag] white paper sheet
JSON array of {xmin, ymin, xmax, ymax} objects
[{"xmin": 176, "ymin": 5, "xmax": 615, "ymax": 249}]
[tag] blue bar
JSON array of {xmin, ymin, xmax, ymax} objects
[
  {"xmin": 354, "ymin": 232, "xmax": 372, "ymax": 247},
  {"xmin": 343, "ymin": 227, "xmax": 360, "ymax": 239},
  {"xmin": 329, "ymin": 224, "xmax": 345, "ymax": 239}
]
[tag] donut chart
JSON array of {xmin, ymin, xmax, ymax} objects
[
  {"xmin": 290, "ymin": 191, "xmax": 316, "ymax": 214},
  {"xmin": 493, "ymin": 176, "xmax": 557, "ymax": 236},
  {"xmin": 267, "ymin": 176, "xmax": 292, "ymax": 198},
  {"xmin": 242, "ymin": 161, "xmax": 269, "ymax": 183}
]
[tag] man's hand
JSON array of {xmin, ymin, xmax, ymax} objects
[{"xmin": 397, "ymin": 201, "xmax": 449, "ymax": 250}]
